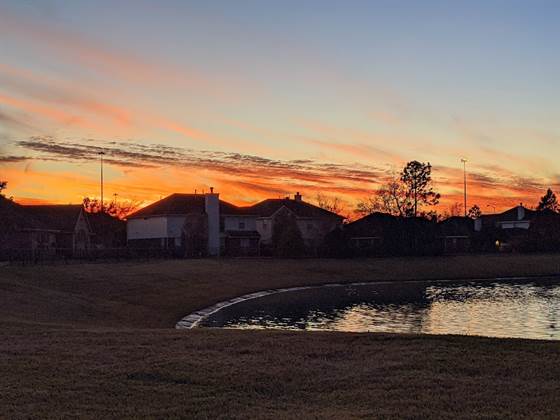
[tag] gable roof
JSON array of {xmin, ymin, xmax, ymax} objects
[
  {"xmin": 86, "ymin": 211, "xmax": 126, "ymax": 235},
  {"xmin": 496, "ymin": 206, "xmax": 536, "ymax": 221},
  {"xmin": 345, "ymin": 212, "xmax": 436, "ymax": 237},
  {"xmin": 0, "ymin": 196, "xmax": 39, "ymax": 230},
  {"xmin": 23, "ymin": 205, "xmax": 85, "ymax": 233},
  {"xmin": 127, "ymin": 193, "xmax": 248, "ymax": 219},
  {"xmin": 438, "ymin": 216, "xmax": 474, "ymax": 236},
  {"xmin": 127, "ymin": 194, "xmax": 343, "ymax": 220},
  {"xmin": 247, "ymin": 198, "xmax": 343, "ymax": 219},
  {"xmin": 479, "ymin": 205, "xmax": 536, "ymax": 228}
]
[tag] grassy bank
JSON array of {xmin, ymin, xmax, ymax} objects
[
  {"xmin": 3, "ymin": 254, "xmax": 560, "ymax": 328},
  {"xmin": 2, "ymin": 254, "xmax": 560, "ymax": 418}
]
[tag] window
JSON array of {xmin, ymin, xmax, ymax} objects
[
  {"xmin": 240, "ymin": 238, "xmax": 250, "ymax": 248},
  {"xmin": 239, "ymin": 221, "xmax": 246, "ymax": 230}
]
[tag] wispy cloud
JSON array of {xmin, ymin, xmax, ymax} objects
[{"xmin": 9, "ymin": 135, "xmax": 551, "ymax": 210}]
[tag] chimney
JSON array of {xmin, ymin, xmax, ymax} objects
[
  {"xmin": 517, "ymin": 205, "xmax": 525, "ymax": 221},
  {"xmin": 294, "ymin": 192, "xmax": 302, "ymax": 202},
  {"xmin": 517, "ymin": 203, "xmax": 525, "ymax": 220},
  {"xmin": 205, "ymin": 188, "xmax": 220, "ymax": 256}
]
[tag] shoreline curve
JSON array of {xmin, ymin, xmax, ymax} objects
[{"xmin": 175, "ymin": 274, "xmax": 559, "ymax": 329}]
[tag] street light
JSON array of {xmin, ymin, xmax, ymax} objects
[
  {"xmin": 98, "ymin": 151, "xmax": 105, "ymax": 212},
  {"xmin": 461, "ymin": 158, "xmax": 468, "ymax": 217}
]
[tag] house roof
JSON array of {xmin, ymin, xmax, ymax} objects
[
  {"xmin": 0, "ymin": 198, "xmax": 87, "ymax": 233},
  {"xmin": 127, "ymin": 194, "xmax": 248, "ymax": 219},
  {"xmin": 344, "ymin": 212, "xmax": 398, "ymax": 236},
  {"xmin": 86, "ymin": 211, "xmax": 126, "ymax": 235},
  {"xmin": 496, "ymin": 206, "xmax": 536, "ymax": 221},
  {"xmin": 345, "ymin": 212, "xmax": 436, "ymax": 237},
  {"xmin": 247, "ymin": 198, "xmax": 343, "ymax": 219},
  {"xmin": 23, "ymin": 205, "xmax": 85, "ymax": 233},
  {"xmin": 127, "ymin": 194, "xmax": 342, "ymax": 220},
  {"xmin": 438, "ymin": 216, "xmax": 474, "ymax": 236},
  {"xmin": 479, "ymin": 205, "xmax": 536, "ymax": 227},
  {"xmin": 0, "ymin": 196, "xmax": 39, "ymax": 230}
]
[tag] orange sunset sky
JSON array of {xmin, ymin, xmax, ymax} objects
[{"xmin": 1, "ymin": 1, "xmax": 559, "ymax": 214}]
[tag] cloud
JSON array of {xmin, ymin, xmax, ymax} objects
[
  {"xmin": 0, "ymin": 8, "xmax": 180, "ymax": 85},
  {"xmin": 0, "ymin": 108, "xmax": 35, "ymax": 130},
  {"xmin": 0, "ymin": 155, "xmax": 28, "ymax": 163},
  {"xmin": 8, "ymin": 135, "xmax": 553, "ymax": 211}
]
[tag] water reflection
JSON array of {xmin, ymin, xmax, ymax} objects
[{"xmin": 201, "ymin": 278, "xmax": 560, "ymax": 340}]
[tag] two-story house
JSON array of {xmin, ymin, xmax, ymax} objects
[{"xmin": 126, "ymin": 191, "xmax": 343, "ymax": 257}]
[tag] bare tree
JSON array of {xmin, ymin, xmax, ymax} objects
[
  {"xmin": 355, "ymin": 162, "xmax": 440, "ymax": 218},
  {"xmin": 315, "ymin": 193, "xmax": 345, "ymax": 215},
  {"xmin": 83, "ymin": 197, "xmax": 140, "ymax": 219},
  {"xmin": 448, "ymin": 202, "xmax": 463, "ymax": 217}
]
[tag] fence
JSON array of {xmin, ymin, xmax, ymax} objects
[{"xmin": 0, "ymin": 247, "xmax": 180, "ymax": 265}]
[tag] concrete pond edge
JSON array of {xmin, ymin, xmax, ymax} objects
[{"xmin": 175, "ymin": 274, "xmax": 560, "ymax": 329}]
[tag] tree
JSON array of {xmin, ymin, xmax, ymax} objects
[
  {"xmin": 448, "ymin": 202, "xmax": 463, "ymax": 217},
  {"xmin": 0, "ymin": 181, "xmax": 6, "ymax": 196},
  {"xmin": 401, "ymin": 161, "xmax": 440, "ymax": 217},
  {"xmin": 467, "ymin": 205, "xmax": 482, "ymax": 219},
  {"xmin": 82, "ymin": 197, "xmax": 140, "ymax": 219},
  {"xmin": 355, "ymin": 161, "xmax": 440, "ymax": 218},
  {"xmin": 355, "ymin": 173, "xmax": 407, "ymax": 217},
  {"xmin": 315, "ymin": 193, "xmax": 345, "ymax": 216},
  {"xmin": 271, "ymin": 209, "xmax": 306, "ymax": 257},
  {"xmin": 537, "ymin": 188, "xmax": 559, "ymax": 212}
]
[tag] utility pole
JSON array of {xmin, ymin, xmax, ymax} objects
[
  {"xmin": 99, "ymin": 151, "xmax": 105, "ymax": 212},
  {"xmin": 461, "ymin": 158, "xmax": 468, "ymax": 217}
]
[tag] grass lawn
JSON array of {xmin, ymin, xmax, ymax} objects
[{"xmin": 2, "ymin": 254, "xmax": 560, "ymax": 418}]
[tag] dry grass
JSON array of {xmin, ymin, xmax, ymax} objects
[
  {"xmin": 2, "ymin": 254, "xmax": 560, "ymax": 418},
  {"xmin": 3, "ymin": 254, "xmax": 560, "ymax": 328}
]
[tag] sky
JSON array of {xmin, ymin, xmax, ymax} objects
[{"xmin": 0, "ymin": 0, "xmax": 559, "ymax": 214}]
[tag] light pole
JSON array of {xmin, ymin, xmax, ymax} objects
[
  {"xmin": 99, "ymin": 151, "xmax": 105, "ymax": 212},
  {"xmin": 461, "ymin": 158, "xmax": 467, "ymax": 217}
]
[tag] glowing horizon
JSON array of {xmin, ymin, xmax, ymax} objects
[{"xmin": 1, "ymin": 1, "xmax": 559, "ymax": 215}]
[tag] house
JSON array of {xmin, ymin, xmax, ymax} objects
[
  {"xmin": 126, "ymin": 191, "xmax": 343, "ymax": 257},
  {"xmin": 344, "ymin": 212, "xmax": 393, "ymax": 255},
  {"xmin": 127, "ymin": 191, "xmax": 225, "ymax": 256},
  {"xmin": 86, "ymin": 212, "xmax": 127, "ymax": 249},
  {"xmin": 438, "ymin": 216, "xmax": 474, "ymax": 254},
  {"xmin": 23, "ymin": 205, "xmax": 92, "ymax": 257},
  {"xmin": 0, "ymin": 197, "xmax": 92, "ymax": 259},
  {"xmin": 475, "ymin": 205, "xmax": 536, "ymax": 232},
  {"xmin": 525, "ymin": 210, "xmax": 560, "ymax": 252},
  {"xmin": 126, "ymin": 190, "xmax": 259, "ymax": 256},
  {"xmin": 474, "ymin": 205, "xmax": 536, "ymax": 251},
  {"xmin": 249, "ymin": 193, "xmax": 344, "ymax": 255},
  {"xmin": 344, "ymin": 212, "xmax": 439, "ymax": 256}
]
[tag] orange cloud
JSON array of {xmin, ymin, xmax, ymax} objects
[{"xmin": 0, "ymin": 93, "xmax": 100, "ymax": 131}]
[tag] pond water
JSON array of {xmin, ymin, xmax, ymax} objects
[{"xmin": 200, "ymin": 278, "xmax": 560, "ymax": 340}]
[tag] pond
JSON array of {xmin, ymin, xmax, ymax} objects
[{"xmin": 200, "ymin": 278, "xmax": 560, "ymax": 340}]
